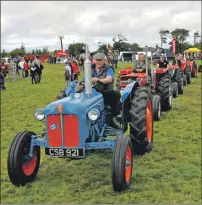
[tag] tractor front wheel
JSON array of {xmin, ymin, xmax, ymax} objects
[
  {"xmin": 152, "ymin": 94, "xmax": 161, "ymax": 121},
  {"xmin": 7, "ymin": 131, "xmax": 40, "ymax": 187},
  {"xmin": 112, "ymin": 135, "xmax": 133, "ymax": 192},
  {"xmin": 172, "ymin": 82, "xmax": 178, "ymax": 98},
  {"xmin": 129, "ymin": 87, "xmax": 153, "ymax": 154},
  {"xmin": 174, "ymin": 69, "xmax": 183, "ymax": 94},
  {"xmin": 157, "ymin": 74, "xmax": 173, "ymax": 111}
]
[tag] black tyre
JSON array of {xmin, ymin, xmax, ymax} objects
[
  {"xmin": 157, "ymin": 74, "xmax": 172, "ymax": 111},
  {"xmin": 185, "ymin": 66, "xmax": 191, "ymax": 84},
  {"xmin": 174, "ymin": 68, "xmax": 183, "ymax": 94},
  {"xmin": 112, "ymin": 135, "xmax": 133, "ymax": 192},
  {"xmin": 191, "ymin": 62, "xmax": 197, "ymax": 77},
  {"xmin": 152, "ymin": 94, "xmax": 161, "ymax": 121},
  {"xmin": 129, "ymin": 87, "xmax": 153, "ymax": 154},
  {"xmin": 7, "ymin": 131, "xmax": 40, "ymax": 187},
  {"xmin": 172, "ymin": 82, "xmax": 178, "ymax": 98},
  {"xmin": 183, "ymin": 75, "xmax": 187, "ymax": 86}
]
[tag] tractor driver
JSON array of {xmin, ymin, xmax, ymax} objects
[
  {"xmin": 172, "ymin": 54, "xmax": 181, "ymax": 67},
  {"xmin": 133, "ymin": 53, "xmax": 151, "ymax": 73},
  {"xmin": 157, "ymin": 56, "xmax": 169, "ymax": 68},
  {"xmin": 78, "ymin": 53, "xmax": 121, "ymax": 128}
]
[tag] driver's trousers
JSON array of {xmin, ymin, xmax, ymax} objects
[{"xmin": 101, "ymin": 91, "xmax": 121, "ymax": 117}]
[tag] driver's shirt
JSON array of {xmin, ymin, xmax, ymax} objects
[
  {"xmin": 82, "ymin": 65, "xmax": 114, "ymax": 81},
  {"xmin": 92, "ymin": 67, "xmax": 114, "ymax": 79}
]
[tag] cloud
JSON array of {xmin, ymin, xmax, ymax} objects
[{"xmin": 1, "ymin": 1, "xmax": 201, "ymax": 51}]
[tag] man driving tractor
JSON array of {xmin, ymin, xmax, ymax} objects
[
  {"xmin": 133, "ymin": 53, "xmax": 151, "ymax": 73},
  {"xmin": 79, "ymin": 52, "xmax": 121, "ymax": 128},
  {"xmin": 172, "ymin": 54, "xmax": 181, "ymax": 67}
]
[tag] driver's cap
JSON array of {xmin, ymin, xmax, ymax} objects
[{"xmin": 93, "ymin": 53, "xmax": 105, "ymax": 60}]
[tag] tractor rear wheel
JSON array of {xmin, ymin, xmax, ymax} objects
[
  {"xmin": 183, "ymin": 75, "xmax": 187, "ymax": 86},
  {"xmin": 129, "ymin": 87, "xmax": 153, "ymax": 154},
  {"xmin": 7, "ymin": 131, "xmax": 40, "ymax": 187},
  {"xmin": 191, "ymin": 62, "xmax": 197, "ymax": 77},
  {"xmin": 174, "ymin": 69, "xmax": 184, "ymax": 94},
  {"xmin": 112, "ymin": 135, "xmax": 133, "ymax": 192},
  {"xmin": 152, "ymin": 94, "xmax": 161, "ymax": 121},
  {"xmin": 172, "ymin": 82, "xmax": 178, "ymax": 98},
  {"xmin": 157, "ymin": 74, "xmax": 172, "ymax": 111}
]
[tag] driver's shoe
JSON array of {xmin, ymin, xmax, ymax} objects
[{"xmin": 112, "ymin": 117, "xmax": 121, "ymax": 129}]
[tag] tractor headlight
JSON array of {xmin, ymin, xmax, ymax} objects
[
  {"xmin": 34, "ymin": 109, "xmax": 45, "ymax": 121},
  {"xmin": 87, "ymin": 109, "xmax": 100, "ymax": 121}
]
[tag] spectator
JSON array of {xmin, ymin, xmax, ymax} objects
[
  {"xmin": 18, "ymin": 58, "xmax": 25, "ymax": 78},
  {"xmin": 71, "ymin": 60, "xmax": 80, "ymax": 81},
  {"xmin": 24, "ymin": 59, "xmax": 29, "ymax": 79},
  {"xmin": 64, "ymin": 61, "xmax": 72, "ymax": 88}
]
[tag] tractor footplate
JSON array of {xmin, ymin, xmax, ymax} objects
[{"xmin": 104, "ymin": 126, "xmax": 123, "ymax": 136}]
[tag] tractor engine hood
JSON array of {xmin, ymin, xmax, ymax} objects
[{"xmin": 44, "ymin": 91, "xmax": 104, "ymax": 118}]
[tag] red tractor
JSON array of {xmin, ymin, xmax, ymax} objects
[
  {"xmin": 180, "ymin": 59, "xmax": 197, "ymax": 84},
  {"xmin": 116, "ymin": 50, "xmax": 174, "ymax": 121}
]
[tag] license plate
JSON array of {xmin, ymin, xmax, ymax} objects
[{"xmin": 45, "ymin": 148, "xmax": 84, "ymax": 158}]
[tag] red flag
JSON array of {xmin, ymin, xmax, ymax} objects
[{"xmin": 172, "ymin": 38, "xmax": 176, "ymax": 54}]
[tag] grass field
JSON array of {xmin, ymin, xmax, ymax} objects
[{"xmin": 1, "ymin": 61, "xmax": 201, "ymax": 204}]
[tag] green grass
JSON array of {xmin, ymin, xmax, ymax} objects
[{"xmin": 1, "ymin": 61, "xmax": 201, "ymax": 204}]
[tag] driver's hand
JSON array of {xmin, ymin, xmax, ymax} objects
[
  {"xmin": 77, "ymin": 84, "xmax": 84, "ymax": 89},
  {"xmin": 92, "ymin": 77, "xmax": 99, "ymax": 83}
]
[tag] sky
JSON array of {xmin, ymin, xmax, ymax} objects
[{"xmin": 1, "ymin": 1, "xmax": 201, "ymax": 52}]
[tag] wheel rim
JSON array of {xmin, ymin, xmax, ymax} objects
[
  {"xmin": 22, "ymin": 147, "xmax": 37, "ymax": 176},
  {"xmin": 125, "ymin": 146, "xmax": 132, "ymax": 182},
  {"xmin": 146, "ymin": 99, "xmax": 152, "ymax": 142}
]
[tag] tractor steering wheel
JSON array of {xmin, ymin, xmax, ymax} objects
[{"xmin": 79, "ymin": 81, "xmax": 106, "ymax": 92}]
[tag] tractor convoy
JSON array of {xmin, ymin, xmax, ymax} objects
[{"xmin": 7, "ymin": 45, "xmax": 199, "ymax": 192}]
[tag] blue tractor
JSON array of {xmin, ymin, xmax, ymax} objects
[{"xmin": 7, "ymin": 45, "xmax": 154, "ymax": 192}]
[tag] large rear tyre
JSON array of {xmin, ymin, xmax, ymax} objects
[
  {"xmin": 157, "ymin": 74, "xmax": 172, "ymax": 111},
  {"xmin": 129, "ymin": 87, "xmax": 153, "ymax": 155},
  {"xmin": 183, "ymin": 75, "xmax": 187, "ymax": 86},
  {"xmin": 112, "ymin": 135, "xmax": 133, "ymax": 192},
  {"xmin": 152, "ymin": 94, "xmax": 161, "ymax": 121},
  {"xmin": 7, "ymin": 131, "xmax": 40, "ymax": 187},
  {"xmin": 185, "ymin": 66, "xmax": 191, "ymax": 84},
  {"xmin": 174, "ymin": 68, "xmax": 183, "ymax": 94}
]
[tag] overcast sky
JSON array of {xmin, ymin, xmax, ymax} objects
[{"xmin": 1, "ymin": 1, "xmax": 201, "ymax": 52}]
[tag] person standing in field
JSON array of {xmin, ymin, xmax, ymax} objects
[
  {"xmin": 64, "ymin": 61, "xmax": 72, "ymax": 88},
  {"xmin": 18, "ymin": 58, "xmax": 25, "ymax": 78},
  {"xmin": 24, "ymin": 59, "xmax": 29, "ymax": 79}
]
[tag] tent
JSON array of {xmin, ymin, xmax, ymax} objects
[
  {"xmin": 184, "ymin": 47, "xmax": 201, "ymax": 53},
  {"xmin": 55, "ymin": 50, "xmax": 68, "ymax": 57}
]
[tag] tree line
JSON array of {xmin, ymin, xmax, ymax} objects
[{"xmin": 1, "ymin": 28, "xmax": 201, "ymax": 58}]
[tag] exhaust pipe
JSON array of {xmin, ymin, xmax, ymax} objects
[
  {"xmin": 145, "ymin": 46, "xmax": 148, "ymax": 84},
  {"xmin": 84, "ymin": 44, "xmax": 92, "ymax": 95}
]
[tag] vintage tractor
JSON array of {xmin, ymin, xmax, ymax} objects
[
  {"xmin": 180, "ymin": 57, "xmax": 197, "ymax": 84},
  {"xmin": 116, "ymin": 51, "xmax": 175, "ymax": 121},
  {"xmin": 7, "ymin": 45, "xmax": 154, "ymax": 192}
]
